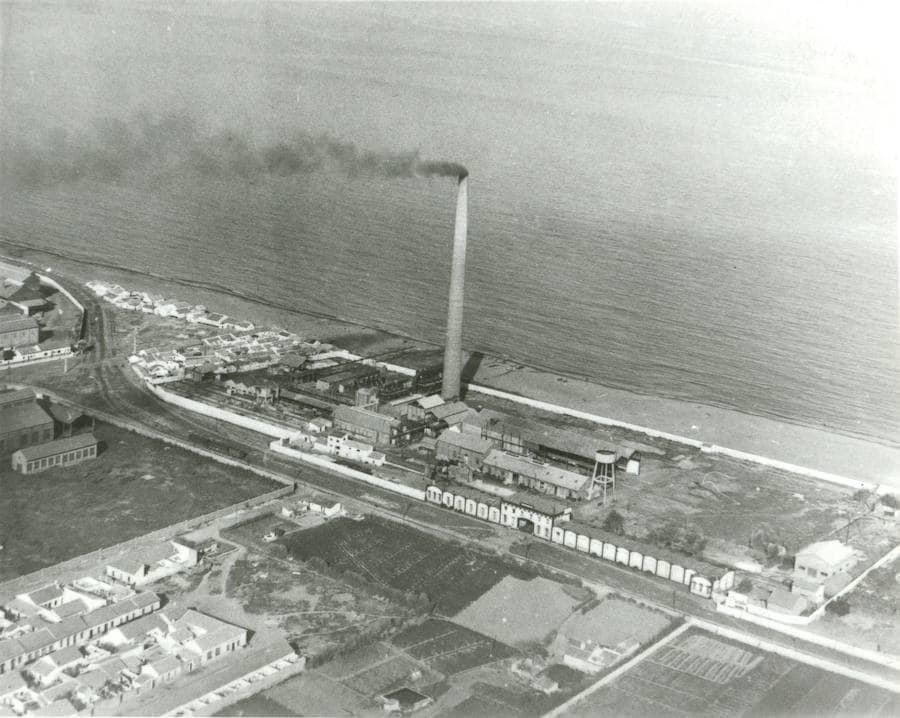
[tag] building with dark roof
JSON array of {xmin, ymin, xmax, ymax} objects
[
  {"xmin": 482, "ymin": 449, "xmax": 594, "ymax": 500},
  {"xmin": 0, "ymin": 402, "xmax": 54, "ymax": 457},
  {"xmin": 0, "ymin": 388, "xmax": 36, "ymax": 409},
  {"xmin": 0, "ymin": 315, "xmax": 39, "ymax": 348},
  {"xmin": 333, "ymin": 405, "xmax": 402, "ymax": 446},
  {"xmin": 11, "ymin": 433, "xmax": 98, "ymax": 474}
]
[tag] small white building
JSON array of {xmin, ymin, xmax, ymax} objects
[
  {"xmin": 106, "ymin": 541, "xmax": 198, "ymax": 587},
  {"xmin": 794, "ymin": 540, "xmax": 857, "ymax": 580}
]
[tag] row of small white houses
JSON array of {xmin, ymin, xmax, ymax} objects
[{"xmin": 424, "ymin": 484, "xmax": 735, "ymax": 599}]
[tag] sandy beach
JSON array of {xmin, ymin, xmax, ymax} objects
[
  {"xmin": 4, "ymin": 244, "xmax": 898, "ymax": 491},
  {"xmin": 470, "ymin": 359, "xmax": 900, "ymax": 489}
]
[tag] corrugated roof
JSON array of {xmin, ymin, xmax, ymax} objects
[
  {"xmin": 430, "ymin": 401, "xmax": 470, "ymax": 421},
  {"xmin": 15, "ymin": 433, "xmax": 97, "ymax": 461},
  {"xmin": 0, "ymin": 403, "xmax": 53, "ymax": 434},
  {"xmin": 482, "ymin": 450, "xmax": 589, "ymax": 492}
]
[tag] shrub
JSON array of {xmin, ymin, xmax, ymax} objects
[
  {"xmin": 602, "ymin": 510, "xmax": 626, "ymax": 535},
  {"xmin": 826, "ymin": 598, "xmax": 851, "ymax": 616},
  {"xmin": 880, "ymin": 493, "xmax": 899, "ymax": 509}
]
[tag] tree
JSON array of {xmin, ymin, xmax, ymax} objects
[
  {"xmin": 826, "ymin": 598, "xmax": 851, "ymax": 616},
  {"xmin": 602, "ymin": 509, "xmax": 625, "ymax": 535}
]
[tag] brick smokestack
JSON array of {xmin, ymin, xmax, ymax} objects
[{"xmin": 441, "ymin": 174, "xmax": 468, "ymax": 400}]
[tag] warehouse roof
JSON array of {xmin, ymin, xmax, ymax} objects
[
  {"xmin": 0, "ymin": 315, "xmax": 39, "ymax": 333},
  {"xmin": 0, "ymin": 388, "xmax": 36, "ymax": 407},
  {"xmin": 14, "ymin": 433, "xmax": 97, "ymax": 461},
  {"xmin": 483, "ymin": 450, "xmax": 589, "ymax": 492},
  {"xmin": 435, "ymin": 429, "xmax": 494, "ymax": 456},
  {"xmin": 334, "ymin": 405, "xmax": 399, "ymax": 434},
  {"xmin": 0, "ymin": 403, "xmax": 52, "ymax": 434}
]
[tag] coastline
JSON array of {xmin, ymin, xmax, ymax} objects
[{"xmin": 3, "ymin": 243, "xmax": 898, "ymax": 489}]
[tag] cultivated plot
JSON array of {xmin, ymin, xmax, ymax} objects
[
  {"xmin": 280, "ymin": 516, "xmax": 524, "ymax": 614},
  {"xmin": 569, "ymin": 627, "xmax": 899, "ymax": 717}
]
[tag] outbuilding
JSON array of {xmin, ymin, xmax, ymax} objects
[{"xmin": 11, "ymin": 433, "xmax": 98, "ymax": 474}]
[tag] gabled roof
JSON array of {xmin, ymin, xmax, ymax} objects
[
  {"xmin": 45, "ymin": 616, "xmax": 87, "ymax": 642},
  {"xmin": 0, "ymin": 671, "xmax": 27, "ymax": 696},
  {"xmin": 416, "ymin": 394, "xmax": 445, "ymax": 410},
  {"xmin": 506, "ymin": 490, "xmax": 572, "ymax": 517},
  {"xmin": 0, "ymin": 403, "xmax": 52, "ymax": 433},
  {"xmin": 0, "ymin": 316, "xmax": 39, "ymax": 333},
  {"xmin": 767, "ymin": 588, "xmax": 807, "ymax": 615},
  {"xmin": 51, "ymin": 599, "xmax": 88, "ymax": 620},
  {"xmin": 17, "ymin": 628, "xmax": 55, "ymax": 654},
  {"xmin": 15, "ymin": 433, "xmax": 97, "ymax": 461},
  {"xmin": 483, "ymin": 450, "xmax": 589, "ymax": 492},
  {"xmin": 333, "ymin": 405, "xmax": 399, "ymax": 435},
  {"xmin": 436, "ymin": 429, "xmax": 494, "ymax": 456},
  {"xmin": 0, "ymin": 639, "xmax": 25, "ymax": 664},
  {"xmin": 46, "ymin": 405, "xmax": 83, "ymax": 425},
  {"xmin": 47, "ymin": 645, "xmax": 82, "ymax": 667},
  {"xmin": 429, "ymin": 401, "xmax": 470, "ymax": 422},
  {"xmin": 24, "ymin": 584, "xmax": 64, "ymax": 607},
  {"xmin": 0, "ymin": 388, "xmax": 36, "ymax": 407}
]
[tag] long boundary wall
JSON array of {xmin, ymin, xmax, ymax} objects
[
  {"xmin": 146, "ymin": 383, "xmax": 297, "ymax": 438},
  {"xmin": 467, "ymin": 384, "xmax": 877, "ymax": 493},
  {"xmin": 269, "ymin": 441, "xmax": 425, "ymax": 501}
]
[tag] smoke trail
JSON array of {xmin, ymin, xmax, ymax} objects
[{"xmin": 1, "ymin": 113, "xmax": 467, "ymax": 189}]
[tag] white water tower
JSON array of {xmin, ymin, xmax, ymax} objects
[{"xmin": 591, "ymin": 449, "xmax": 617, "ymax": 505}]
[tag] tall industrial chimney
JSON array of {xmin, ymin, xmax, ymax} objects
[{"xmin": 441, "ymin": 174, "xmax": 468, "ymax": 400}]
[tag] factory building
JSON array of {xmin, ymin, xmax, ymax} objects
[
  {"xmin": 333, "ymin": 405, "xmax": 402, "ymax": 446},
  {"xmin": 0, "ymin": 399, "xmax": 54, "ymax": 457},
  {"xmin": 481, "ymin": 449, "xmax": 595, "ymax": 500},
  {"xmin": 0, "ymin": 315, "xmax": 40, "ymax": 349},
  {"xmin": 11, "ymin": 433, "xmax": 98, "ymax": 474},
  {"xmin": 434, "ymin": 429, "xmax": 495, "ymax": 475}
]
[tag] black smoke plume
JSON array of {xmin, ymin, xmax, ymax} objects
[{"xmin": 1, "ymin": 113, "xmax": 468, "ymax": 189}]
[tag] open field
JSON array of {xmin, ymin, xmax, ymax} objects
[
  {"xmin": 224, "ymin": 549, "xmax": 417, "ymax": 657},
  {"xmin": 219, "ymin": 670, "xmax": 366, "ymax": 717},
  {"xmin": 554, "ymin": 596, "xmax": 673, "ymax": 655},
  {"xmin": 452, "ymin": 575, "xmax": 589, "ymax": 648},
  {"xmin": 569, "ymin": 627, "xmax": 900, "ymax": 717},
  {"xmin": 279, "ymin": 516, "xmax": 528, "ymax": 615},
  {"xmin": 0, "ymin": 421, "xmax": 278, "ymax": 581},
  {"xmin": 391, "ymin": 619, "xmax": 518, "ymax": 676}
]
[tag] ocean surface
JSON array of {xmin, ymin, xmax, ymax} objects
[{"xmin": 1, "ymin": 4, "xmax": 897, "ymax": 445}]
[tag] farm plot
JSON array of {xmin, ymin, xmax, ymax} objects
[
  {"xmin": 318, "ymin": 641, "xmax": 443, "ymax": 701},
  {"xmin": 391, "ymin": 619, "xmax": 518, "ymax": 676},
  {"xmin": 280, "ymin": 516, "xmax": 525, "ymax": 614},
  {"xmin": 570, "ymin": 627, "xmax": 900, "ymax": 717}
]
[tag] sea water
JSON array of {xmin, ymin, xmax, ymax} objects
[{"xmin": 1, "ymin": 3, "xmax": 896, "ymax": 445}]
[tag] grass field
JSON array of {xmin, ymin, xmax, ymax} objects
[
  {"xmin": 279, "ymin": 516, "xmax": 528, "ymax": 614},
  {"xmin": 570, "ymin": 627, "xmax": 900, "ymax": 717},
  {"xmin": 391, "ymin": 619, "xmax": 518, "ymax": 676},
  {"xmin": 0, "ymin": 421, "xmax": 279, "ymax": 581},
  {"xmin": 452, "ymin": 575, "xmax": 588, "ymax": 648}
]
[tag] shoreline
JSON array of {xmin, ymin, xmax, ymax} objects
[{"xmin": 3, "ymin": 243, "xmax": 899, "ymax": 488}]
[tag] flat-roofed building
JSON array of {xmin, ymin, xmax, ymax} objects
[
  {"xmin": 11, "ymin": 433, "xmax": 98, "ymax": 474},
  {"xmin": 0, "ymin": 402, "xmax": 54, "ymax": 457}
]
